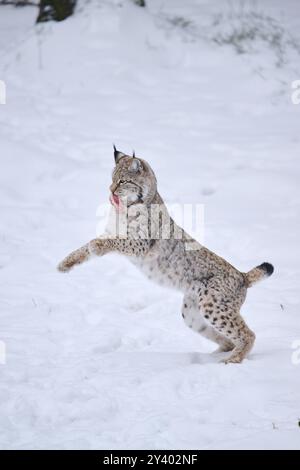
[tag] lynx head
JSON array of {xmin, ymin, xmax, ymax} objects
[{"xmin": 110, "ymin": 146, "xmax": 157, "ymax": 211}]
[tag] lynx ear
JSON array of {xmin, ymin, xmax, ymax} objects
[
  {"xmin": 129, "ymin": 157, "xmax": 143, "ymax": 173},
  {"xmin": 113, "ymin": 145, "xmax": 126, "ymax": 164}
]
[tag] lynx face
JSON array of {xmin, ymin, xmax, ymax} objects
[{"xmin": 110, "ymin": 148, "xmax": 157, "ymax": 210}]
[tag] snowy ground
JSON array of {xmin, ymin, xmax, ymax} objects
[{"xmin": 0, "ymin": 0, "xmax": 300, "ymax": 450}]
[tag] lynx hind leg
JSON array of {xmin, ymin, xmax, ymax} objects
[
  {"xmin": 181, "ymin": 295, "xmax": 234, "ymax": 353},
  {"xmin": 198, "ymin": 287, "xmax": 255, "ymax": 364},
  {"xmin": 217, "ymin": 316, "xmax": 255, "ymax": 364}
]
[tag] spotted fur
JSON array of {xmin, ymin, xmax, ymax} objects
[{"xmin": 58, "ymin": 149, "xmax": 274, "ymax": 363}]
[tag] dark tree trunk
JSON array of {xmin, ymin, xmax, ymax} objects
[
  {"xmin": 132, "ymin": 0, "xmax": 146, "ymax": 6},
  {"xmin": 36, "ymin": 0, "xmax": 76, "ymax": 23},
  {"xmin": 0, "ymin": 1, "xmax": 36, "ymax": 5}
]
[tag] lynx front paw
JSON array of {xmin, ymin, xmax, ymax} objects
[
  {"xmin": 57, "ymin": 253, "xmax": 79, "ymax": 272},
  {"xmin": 57, "ymin": 245, "xmax": 90, "ymax": 273},
  {"xmin": 57, "ymin": 258, "xmax": 73, "ymax": 273}
]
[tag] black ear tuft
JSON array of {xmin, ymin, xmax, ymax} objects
[
  {"xmin": 113, "ymin": 144, "xmax": 118, "ymax": 162},
  {"xmin": 113, "ymin": 144, "xmax": 126, "ymax": 164},
  {"xmin": 132, "ymin": 150, "xmax": 136, "ymax": 158}
]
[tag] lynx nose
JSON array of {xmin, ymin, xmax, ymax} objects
[{"xmin": 110, "ymin": 183, "xmax": 118, "ymax": 194}]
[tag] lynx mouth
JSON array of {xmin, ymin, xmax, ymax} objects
[
  {"xmin": 110, "ymin": 192, "xmax": 143, "ymax": 211},
  {"xmin": 110, "ymin": 193, "xmax": 121, "ymax": 210}
]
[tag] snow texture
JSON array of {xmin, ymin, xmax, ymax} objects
[{"xmin": 0, "ymin": 0, "xmax": 300, "ymax": 450}]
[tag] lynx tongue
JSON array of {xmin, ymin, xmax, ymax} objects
[{"xmin": 110, "ymin": 193, "xmax": 122, "ymax": 211}]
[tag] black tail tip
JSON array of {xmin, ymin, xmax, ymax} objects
[{"xmin": 259, "ymin": 262, "xmax": 274, "ymax": 276}]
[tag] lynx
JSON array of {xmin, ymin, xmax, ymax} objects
[{"xmin": 58, "ymin": 147, "xmax": 274, "ymax": 363}]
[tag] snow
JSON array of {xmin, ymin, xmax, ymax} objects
[{"xmin": 0, "ymin": 0, "xmax": 300, "ymax": 450}]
